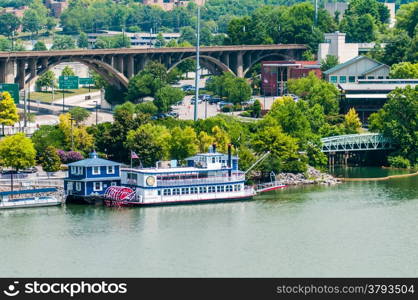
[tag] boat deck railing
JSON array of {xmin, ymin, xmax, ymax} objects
[{"xmin": 157, "ymin": 174, "xmax": 246, "ymax": 187}]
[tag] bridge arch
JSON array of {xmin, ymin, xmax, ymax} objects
[
  {"xmin": 168, "ymin": 55, "xmax": 234, "ymax": 76},
  {"xmin": 26, "ymin": 58, "xmax": 129, "ymax": 89},
  {"xmin": 243, "ymin": 53, "xmax": 292, "ymax": 77}
]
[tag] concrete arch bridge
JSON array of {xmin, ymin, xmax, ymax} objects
[{"xmin": 0, "ymin": 44, "xmax": 306, "ymax": 90}]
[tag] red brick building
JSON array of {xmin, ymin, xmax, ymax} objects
[{"xmin": 261, "ymin": 61, "xmax": 322, "ymax": 96}]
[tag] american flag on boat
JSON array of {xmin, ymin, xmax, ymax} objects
[{"xmin": 131, "ymin": 151, "xmax": 139, "ymax": 159}]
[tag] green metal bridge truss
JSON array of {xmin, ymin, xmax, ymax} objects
[{"xmin": 321, "ymin": 133, "xmax": 394, "ymax": 153}]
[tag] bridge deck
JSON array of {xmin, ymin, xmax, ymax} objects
[{"xmin": 0, "ymin": 44, "xmax": 307, "ymax": 58}]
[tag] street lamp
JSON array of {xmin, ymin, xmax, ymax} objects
[
  {"xmin": 194, "ymin": 5, "xmax": 201, "ymax": 121},
  {"xmin": 93, "ymin": 100, "xmax": 98, "ymax": 126}
]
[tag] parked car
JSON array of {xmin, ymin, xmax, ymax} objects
[
  {"xmin": 219, "ymin": 101, "xmax": 233, "ymax": 108},
  {"xmin": 199, "ymin": 94, "xmax": 211, "ymax": 101},
  {"xmin": 167, "ymin": 111, "xmax": 179, "ymax": 118},
  {"xmin": 151, "ymin": 113, "xmax": 170, "ymax": 120},
  {"xmin": 209, "ymin": 97, "xmax": 221, "ymax": 104},
  {"xmin": 191, "ymin": 97, "xmax": 202, "ymax": 104},
  {"xmin": 181, "ymin": 84, "xmax": 194, "ymax": 91},
  {"xmin": 21, "ymin": 167, "xmax": 38, "ymax": 173},
  {"xmin": 284, "ymin": 94, "xmax": 300, "ymax": 101},
  {"xmin": 242, "ymin": 98, "xmax": 256, "ymax": 106}
]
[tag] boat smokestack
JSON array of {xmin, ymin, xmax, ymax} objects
[
  {"xmin": 212, "ymin": 143, "xmax": 217, "ymax": 153},
  {"xmin": 228, "ymin": 144, "xmax": 232, "ymax": 177}
]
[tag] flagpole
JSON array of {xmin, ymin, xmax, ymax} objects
[{"xmin": 130, "ymin": 151, "xmax": 133, "ymax": 169}]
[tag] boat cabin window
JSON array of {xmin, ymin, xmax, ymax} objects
[
  {"xmin": 199, "ymin": 187, "xmax": 207, "ymax": 193},
  {"xmin": 181, "ymin": 188, "xmax": 189, "ymax": 195},
  {"xmin": 163, "ymin": 189, "xmax": 171, "ymax": 196},
  {"xmin": 75, "ymin": 182, "xmax": 82, "ymax": 191},
  {"xmin": 173, "ymin": 188, "xmax": 181, "ymax": 195},
  {"xmin": 127, "ymin": 173, "xmax": 138, "ymax": 180},
  {"xmin": 208, "ymin": 186, "xmax": 215, "ymax": 193},
  {"xmin": 226, "ymin": 185, "xmax": 233, "ymax": 192},
  {"xmin": 190, "ymin": 187, "xmax": 198, "ymax": 194}
]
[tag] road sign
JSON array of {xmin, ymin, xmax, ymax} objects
[
  {"xmin": 79, "ymin": 77, "xmax": 94, "ymax": 85},
  {"xmin": 0, "ymin": 83, "xmax": 19, "ymax": 103},
  {"xmin": 59, "ymin": 76, "xmax": 79, "ymax": 89}
]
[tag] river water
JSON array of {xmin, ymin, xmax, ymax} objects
[{"xmin": 1, "ymin": 168, "xmax": 417, "ymax": 277}]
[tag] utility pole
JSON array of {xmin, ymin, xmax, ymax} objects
[
  {"xmin": 94, "ymin": 100, "xmax": 98, "ymax": 126},
  {"xmin": 62, "ymin": 87, "xmax": 65, "ymax": 113},
  {"xmin": 194, "ymin": 5, "xmax": 201, "ymax": 121}
]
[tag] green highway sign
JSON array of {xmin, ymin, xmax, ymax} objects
[
  {"xmin": 0, "ymin": 83, "xmax": 19, "ymax": 103},
  {"xmin": 59, "ymin": 76, "xmax": 79, "ymax": 89},
  {"xmin": 79, "ymin": 77, "xmax": 94, "ymax": 85}
]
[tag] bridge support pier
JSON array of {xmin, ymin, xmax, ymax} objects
[
  {"xmin": 17, "ymin": 60, "xmax": 26, "ymax": 89},
  {"xmin": 235, "ymin": 51, "xmax": 244, "ymax": 78},
  {"xmin": 126, "ymin": 55, "xmax": 134, "ymax": 79},
  {"xmin": 0, "ymin": 60, "xmax": 15, "ymax": 83}
]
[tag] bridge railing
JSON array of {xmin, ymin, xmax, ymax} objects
[{"xmin": 320, "ymin": 133, "xmax": 394, "ymax": 153}]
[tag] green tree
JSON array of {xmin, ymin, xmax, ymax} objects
[
  {"xmin": 155, "ymin": 33, "xmax": 166, "ymax": 48},
  {"xmin": 380, "ymin": 30, "xmax": 412, "ymax": 65},
  {"xmin": 206, "ymin": 72, "xmax": 252, "ymax": 104},
  {"xmin": 169, "ymin": 126, "xmax": 198, "ymax": 161},
  {"xmin": 390, "ymin": 62, "xmax": 418, "ymax": 78},
  {"xmin": 343, "ymin": 108, "xmax": 362, "ymax": 134},
  {"xmin": 320, "ymin": 55, "xmax": 339, "ymax": 73},
  {"xmin": 77, "ymin": 32, "xmax": 89, "ymax": 48},
  {"xmin": 369, "ymin": 85, "xmax": 418, "ymax": 163},
  {"xmin": 51, "ymin": 35, "xmax": 76, "ymax": 50},
  {"xmin": 395, "ymin": 1, "xmax": 418, "ymax": 37},
  {"xmin": 154, "ymin": 86, "xmax": 184, "ymax": 113},
  {"xmin": 0, "ymin": 133, "xmax": 36, "ymax": 191},
  {"xmin": 0, "ymin": 92, "xmax": 19, "ymax": 135},
  {"xmin": 31, "ymin": 124, "xmax": 65, "ymax": 154},
  {"xmin": 179, "ymin": 26, "xmax": 196, "ymax": 45},
  {"xmin": 135, "ymin": 102, "xmax": 158, "ymax": 115},
  {"xmin": 126, "ymin": 61, "xmax": 169, "ymax": 101},
  {"xmin": 125, "ymin": 123, "xmax": 171, "ymax": 167},
  {"xmin": 69, "ymin": 107, "xmax": 91, "ymax": 124},
  {"xmin": 36, "ymin": 70, "xmax": 56, "ymax": 91},
  {"xmin": 61, "ymin": 65, "xmax": 75, "ymax": 77},
  {"xmin": 340, "ymin": 13, "xmax": 377, "ymax": 43},
  {"xmin": 268, "ymin": 96, "xmax": 313, "ymax": 144},
  {"xmin": 32, "ymin": 40, "xmax": 47, "ymax": 51},
  {"xmin": 287, "ymin": 72, "xmax": 340, "ymax": 115},
  {"xmin": 251, "ymin": 100, "xmax": 261, "ymax": 118},
  {"xmin": 197, "ymin": 131, "xmax": 215, "ymax": 153},
  {"xmin": 22, "ymin": 9, "xmax": 44, "ymax": 36},
  {"xmin": 252, "ymin": 125, "xmax": 306, "ymax": 173},
  {"xmin": 0, "ymin": 13, "xmax": 20, "ymax": 38},
  {"xmin": 38, "ymin": 146, "xmax": 61, "ymax": 174},
  {"xmin": 211, "ymin": 125, "xmax": 231, "ymax": 153}
]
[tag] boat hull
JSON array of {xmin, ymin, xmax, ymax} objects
[
  {"xmin": 256, "ymin": 185, "xmax": 287, "ymax": 193},
  {"xmin": 108, "ymin": 194, "xmax": 255, "ymax": 207},
  {"xmin": 0, "ymin": 201, "xmax": 62, "ymax": 209}
]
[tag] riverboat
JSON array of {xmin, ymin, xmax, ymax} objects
[
  {"xmin": 104, "ymin": 145, "xmax": 256, "ymax": 207},
  {"xmin": 0, "ymin": 188, "xmax": 62, "ymax": 209}
]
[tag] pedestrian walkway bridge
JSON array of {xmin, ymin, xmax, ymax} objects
[{"xmin": 321, "ymin": 133, "xmax": 394, "ymax": 153}]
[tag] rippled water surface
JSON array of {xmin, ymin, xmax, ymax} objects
[{"xmin": 1, "ymin": 170, "xmax": 417, "ymax": 277}]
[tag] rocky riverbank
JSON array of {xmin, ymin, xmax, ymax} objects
[{"xmin": 276, "ymin": 166, "xmax": 340, "ymax": 186}]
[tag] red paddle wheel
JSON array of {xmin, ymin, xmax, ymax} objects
[{"xmin": 104, "ymin": 186, "xmax": 136, "ymax": 207}]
